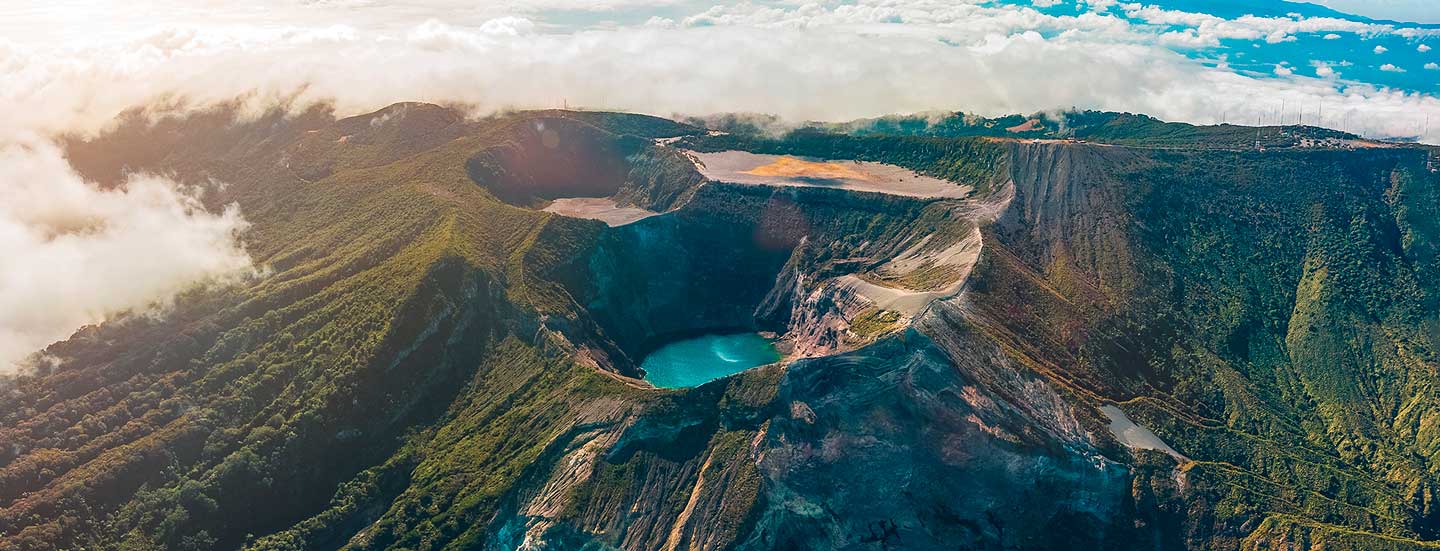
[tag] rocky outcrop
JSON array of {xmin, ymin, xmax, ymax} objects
[{"xmin": 741, "ymin": 325, "xmax": 1144, "ymax": 550}]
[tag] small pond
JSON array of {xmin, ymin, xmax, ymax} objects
[{"xmin": 641, "ymin": 333, "xmax": 781, "ymax": 388}]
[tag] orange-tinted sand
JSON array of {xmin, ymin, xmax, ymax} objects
[
  {"xmin": 688, "ymin": 150, "xmax": 972, "ymax": 199},
  {"xmin": 740, "ymin": 156, "xmax": 871, "ymax": 181},
  {"xmin": 1005, "ymin": 119, "xmax": 1042, "ymax": 133}
]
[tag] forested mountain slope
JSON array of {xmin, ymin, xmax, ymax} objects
[{"xmin": 0, "ymin": 103, "xmax": 1436, "ymax": 550}]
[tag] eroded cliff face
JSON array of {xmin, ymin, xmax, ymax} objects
[
  {"xmin": 569, "ymin": 182, "xmax": 967, "ymax": 372},
  {"xmin": 962, "ymin": 141, "xmax": 1440, "ymax": 549},
  {"xmin": 994, "ymin": 142, "xmax": 1145, "ymax": 303}
]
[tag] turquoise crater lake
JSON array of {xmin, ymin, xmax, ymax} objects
[{"xmin": 640, "ymin": 333, "xmax": 782, "ymax": 388}]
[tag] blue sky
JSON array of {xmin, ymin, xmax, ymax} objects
[{"xmin": 1018, "ymin": 0, "xmax": 1438, "ymax": 95}]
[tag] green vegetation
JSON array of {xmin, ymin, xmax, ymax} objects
[
  {"xmin": 1, "ymin": 104, "xmax": 792, "ymax": 551},
  {"xmin": 847, "ymin": 308, "xmax": 902, "ymax": 341},
  {"xmin": 1243, "ymin": 515, "xmax": 1440, "ymax": 551},
  {"xmin": 2, "ymin": 103, "xmax": 639, "ymax": 551},
  {"xmin": 5, "ymin": 103, "xmax": 1439, "ymax": 551},
  {"xmin": 965, "ymin": 142, "xmax": 1440, "ymax": 548},
  {"xmin": 814, "ymin": 109, "xmax": 1359, "ymax": 149}
]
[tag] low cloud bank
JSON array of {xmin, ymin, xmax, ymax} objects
[
  {"xmin": 0, "ymin": 142, "xmax": 254, "ymax": 372},
  {"xmin": 2, "ymin": 17, "xmax": 1437, "ymax": 142},
  {"xmin": 2, "ymin": 1, "xmax": 1439, "ymax": 368}
]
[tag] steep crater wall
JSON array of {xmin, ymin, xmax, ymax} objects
[
  {"xmin": 566, "ymin": 183, "xmax": 949, "ymax": 372},
  {"xmin": 466, "ymin": 117, "xmax": 643, "ymax": 205},
  {"xmin": 969, "ymin": 140, "xmax": 1440, "ymax": 548},
  {"xmin": 464, "ymin": 116, "xmax": 706, "ymax": 214}
]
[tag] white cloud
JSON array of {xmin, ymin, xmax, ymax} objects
[
  {"xmin": 478, "ymin": 16, "xmax": 537, "ymax": 37},
  {"xmin": 0, "ymin": 3, "xmax": 1433, "ymax": 141},
  {"xmin": 1157, "ymin": 29, "xmax": 1216, "ymax": 48},
  {"xmin": 1032, "ymin": 0, "xmax": 1062, "ymax": 7},
  {"xmin": 1, "ymin": 1, "xmax": 1440, "ymax": 370},
  {"xmin": 1266, "ymin": 30, "xmax": 1297, "ymax": 43},
  {"xmin": 1374, "ymin": 44, "xmax": 1389, "ymax": 53},
  {"xmin": 0, "ymin": 142, "xmax": 254, "ymax": 372},
  {"xmin": 1426, "ymin": 62, "xmax": 1439, "ymax": 70},
  {"xmin": 1395, "ymin": 28, "xmax": 1440, "ymax": 39},
  {"xmin": 1380, "ymin": 63, "xmax": 1406, "ymax": 72},
  {"xmin": 1420, "ymin": 44, "xmax": 1432, "ymax": 52},
  {"xmin": 1120, "ymin": 4, "xmax": 1402, "ymax": 48},
  {"xmin": 0, "ymin": 2, "xmax": 1432, "ymax": 141}
]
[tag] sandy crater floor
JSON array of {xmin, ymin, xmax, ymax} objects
[
  {"xmin": 541, "ymin": 197, "xmax": 659, "ymax": 227},
  {"xmin": 688, "ymin": 150, "xmax": 972, "ymax": 199}
]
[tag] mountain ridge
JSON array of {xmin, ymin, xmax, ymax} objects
[{"xmin": 1, "ymin": 101, "xmax": 1436, "ymax": 550}]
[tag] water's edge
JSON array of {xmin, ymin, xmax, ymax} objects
[{"xmin": 641, "ymin": 333, "xmax": 780, "ymax": 388}]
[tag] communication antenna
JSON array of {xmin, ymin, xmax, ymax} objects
[{"xmin": 1256, "ymin": 115, "xmax": 1263, "ymax": 150}]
